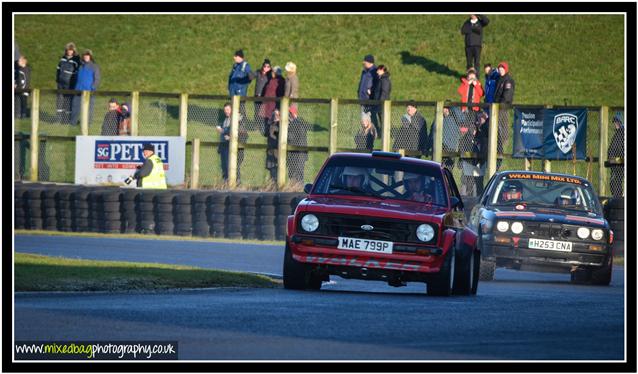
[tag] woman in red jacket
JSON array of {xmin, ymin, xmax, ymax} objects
[{"xmin": 457, "ymin": 69, "xmax": 484, "ymax": 112}]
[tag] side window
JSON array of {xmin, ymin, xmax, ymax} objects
[
  {"xmin": 481, "ymin": 174, "xmax": 499, "ymax": 205},
  {"xmin": 444, "ymin": 169, "xmax": 462, "ymax": 204}
]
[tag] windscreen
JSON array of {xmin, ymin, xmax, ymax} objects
[
  {"xmin": 313, "ymin": 157, "xmax": 448, "ymax": 207},
  {"xmin": 489, "ymin": 173, "xmax": 601, "ymax": 214}
]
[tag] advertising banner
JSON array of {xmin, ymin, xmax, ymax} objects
[
  {"xmin": 75, "ymin": 136, "xmax": 185, "ymax": 186},
  {"xmin": 512, "ymin": 108, "xmax": 544, "ymax": 158},
  {"xmin": 543, "ymin": 109, "xmax": 587, "ymax": 160}
]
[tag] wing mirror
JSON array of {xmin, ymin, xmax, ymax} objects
[
  {"xmin": 450, "ymin": 196, "xmax": 464, "ymax": 210},
  {"xmin": 304, "ymin": 183, "xmax": 313, "ymax": 194}
]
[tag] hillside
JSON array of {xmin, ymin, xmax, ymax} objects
[{"xmin": 15, "ymin": 14, "xmax": 624, "ymax": 106}]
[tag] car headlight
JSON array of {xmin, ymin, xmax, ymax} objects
[
  {"xmin": 416, "ymin": 224, "xmax": 435, "ymax": 242},
  {"xmin": 496, "ymin": 221, "xmax": 509, "ymax": 232},
  {"xmin": 577, "ymin": 227, "xmax": 590, "ymax": 239},
  {"xmin": 301, "ymin": 214, "xmax": 319, "ymax": 232},
  {"xmin": 511, "ymin": 221, "xmax": 524, "ymax": 234},
  {"xmin": 591, "ymin": 229, "xmax": 604, "ymax": 241}
]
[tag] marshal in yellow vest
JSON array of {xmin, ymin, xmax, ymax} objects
[{"xmin": 141, "ymin": 154, "xmax": 167, "ymax": 189}]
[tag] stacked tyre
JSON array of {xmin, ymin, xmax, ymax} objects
[
  {"xmin": 275, "ymin": 193, "xmax": 297, "ymax": 240},
  {"xmin": 56, "ymin": 188, "xmax": 74, "ymax": 232},
  {"xmin": 42, "ymin": 188, "xmax": 58, "ymax": 231},
  {"xmin": 154, "ymin": 191, "xmax": 175, "ymax": 235},
  {"xmin": 208, "ymin": 192, "xmax": 227, "ymax": 238},
  {"xmin": 25, "ymin": 188, "xmax": 44, "ymax": 230},
  {"xmin": 99, "ymin": 190, "xmax": 123, "ymax": 234},
  {"xmin": 14, "ymin": 184, "xmax": 28, "ymax": 230},
  {"xmin": 257, "ymin": 193, "xmax": 277, "ymax": 240},
  {"xmin": 241, "ymin": 193, "xmax": 258, "ymax": 239},
  {"xmin": 192, "ymin": 192, "xmax": 212, "ymax": 237},
  {"xmin": 138, "ymin": 191, "xmax": 157, "ymax": 234},
  {"xmin": 121, "ymin": 189, "xmax": 140, "ymax": 234},
  {"xmin": 226, "ymin": 193, "xmax": 242, "ymax": 239},
  {"xmin": 605, "ymin": 198, "xmax": 624, "ymax": 256},
  {"xmin": 174, "ymin": 192, "xmax": 193, "ymax": 236},
  {"xmin": 72, "ymin": 188, "xmax": 91, "ymax": 232}
]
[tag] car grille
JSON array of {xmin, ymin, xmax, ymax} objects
[
  {"xmin": 523, "ymin": 222, "xmax": 586, "ymax": 241},
  {"xmin": 301, "ymin": 213, "xmax": 435, "ymax": 244}
]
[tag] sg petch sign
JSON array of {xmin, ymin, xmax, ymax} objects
[{"xmin": 75, "ymin": 136, "xmax": 185, "ymax": 186}]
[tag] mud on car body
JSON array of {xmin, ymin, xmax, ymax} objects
[
  {"xmin": 469, "ymin": 171, "xmax": 614, "ymax": 285},
  {"xmin": 283, "ymin": 151, "xmax": 480, "ymax": 296}
]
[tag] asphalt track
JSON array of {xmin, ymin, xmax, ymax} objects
[{"xmin": 13, "ymin": 235, "xmax": 625, "ymax": 360}]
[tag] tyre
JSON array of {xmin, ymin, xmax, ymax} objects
[
  {"xmin": 155, "ymin": 192, "xmax": 175, "ymax": 204},
  {"xmin": 591, "ymin": 263, "xmax": 613, "ymax": 286},
  {"xmin": 452, "ymin": 247, "xmax": 476, "ymax": 296},
  {"xmin": 174, "ymin": 213, "xmax": 193, "ymax": 223},
  {"xmin": 283, "ymin": 243, "xmax": 317, "ymax": 290},
  {"xmin": 174, "ymin": 193, "xmax": 192, "ymax": 205},
  {"xmin": 427, "ymin": 247, "xmax": 455, "ymax": 296},
  {"xmin": 102, "ymin": 202, "xmax": 121, "ymax": 213},
  {"xmin": 155, "ymin": 203, "xmax": 173, "ymax": 213},
  {"xmin": 478, "ymin": 258, "xmax": 495, "ymax": 281},
  {"xmin": 138, "ymin": 202, "xmax": 155, "ymax": 212},
  {"xmin": 193, "ymin": 203, "xmax": 208, "ymax": 213},
  {"xmin": 258, "ymin": 206, "xmax": 276, "ymax": 216},
  {"xmin": 173, "ymin": 205, "xmax": 192, "ymax": 215}
]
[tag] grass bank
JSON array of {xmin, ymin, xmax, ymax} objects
[{"xmin": 14, "ymin": 253, "xmax": 280, "ymax": 292}]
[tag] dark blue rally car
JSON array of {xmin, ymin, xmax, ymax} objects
[{"xmin": 468, "ymin": 171, "xmax": 614, "ymax": 285}]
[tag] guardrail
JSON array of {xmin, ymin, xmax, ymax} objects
[{"xmin": 13, "ymin": 89, "xmax": 624, "ymax": 197}]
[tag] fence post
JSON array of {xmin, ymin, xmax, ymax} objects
[
  {"xmin": 598, "ymin": 106, "xmax": 609, "ymax": 196},
  {"xmin": 191, "ymin": 138, "xmax": 200, "ymax": 190},
  {"xmin": 382, "ymin": 100, "xmax": 392, "ymax": 152},
  {"xmin": 29, "ymin": 89, "xmax": 40, "ymax": 182},
  {"xmin": 131, "ymin": 91, "xmax": 140, "ymax": 136},
  {"xmin": 524, "ymin": 158, "xmax": 532, "ymax": 171},
  {"xmin": 543, "ymin": 104, "xmax": 552, "ymax": 172},
  {"xmin": 278, "ymin": 97, "xmax": 290, "ymax": 189},
  {"xmin": 228, "ymin": 95, "xmax": 240, "ymax": 188},
  {"xmin": 80, "ymin": 90, "xmax": 90, "ymax": 134},
  {"xmin": 486, "ymin": 103, "xmax": 500, "ymax": 179},
  {"xmin": 179, "ymin": 93, "xmax": 188, "ymax": 138},
  {"xmin": 329, "ymin": 98, "xmax": 338, "ymax": 155},
  {"xmin": 433, "ymin": 101, "xmax": 444, "ymax": 162}
]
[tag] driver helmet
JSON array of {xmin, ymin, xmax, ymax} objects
[
  {"xmin": 342, "ymin": 166, "xmax": 368, "ymax": 188},
  {"xmin": 501, "ymin": 180, "xmax": 523, "ymax": 202},
  {"xmin": 403, "ymin": 172, "xmax": 424, "ymax": 192},
  {"xmin": 559, "ymin": 187, "xmax": 581, "ymax": 206}
]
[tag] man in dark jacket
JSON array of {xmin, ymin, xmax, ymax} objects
[
  {"xmin": 249, "ymin": 59, "xmax": 272, "ymax": 133},
  {"xmin": 393, "ymin": 103, "xmax": 428, "ymax": 158},
  {"xmin": 493, "ymin": 61, "xmax": 515, "ymax": 166},
  {"xmin": 14, "ymin": 55, "xmax": 30, "ymax": 119},
  {"xmin": 607, "ymin": 115, "xmax": 625, "ymax": 197},
  {"xmin": 358, "ymin": 54, "xmax": 379, "ymax": 133},
  {"xmin": 372, "ymin": 65, "xmax": 392, "ymax": 133},
  {"xmin": 56, "ymin": 42, "xmax": 80, "ymax": 123},
  {"xmin": 101, "ymin": 98, "xmax": 122, "ymax": 136},
  {"xmin": 460, "ymin": 14, "xmax": 490, "ymax": 72},
  {"xmin": 483, "ymin": 63, "xmax": 500, "ymax": 103}
]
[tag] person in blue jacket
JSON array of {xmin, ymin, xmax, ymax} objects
[
  {"xmin": 70, "ymin": 49, "xmax": 101, "ymax": 125},
  {"xmin": 228, "ymin": 49, "xmax": 252, "ymax": 97},
  {"xmin": 483, "ymin": 63, "xmax": 500, "ymax": 103}
]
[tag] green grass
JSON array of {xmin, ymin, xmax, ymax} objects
[
  {"xmin": 14, "ymin": 229, "xmax": 285, "ymax": 246},
  {"xmin": 14, "ymin": 252, "xmax": 280, "ymax": 292},
  {"xmin": 15, "ymin": 14, "xmax": 623, "ymax": 105}
]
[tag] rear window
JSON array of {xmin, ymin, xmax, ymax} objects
[{"xmin": 312, "ymin": 157, "xmax": 448, "ymax": 207}]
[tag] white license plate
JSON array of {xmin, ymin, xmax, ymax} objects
[
  {"xmin": 338, "ymin": 237, "xmax": 393, "ymax": 254},
  {"xmin": 528, "ymin": 238, "xmax": 572, "ymax": 252}
]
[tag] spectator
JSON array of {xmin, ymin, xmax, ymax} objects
[
  {"xmin": 101, "ymin": 98, "xmax": 122, "ymax": 136},
  {"xmin": 458, "ymin": 112, "xmax": 477, "ymax": 196},
  {"xmin": 357, "ymin": 54, "xmax": 379, "ymax": 134},
  {"xmin": 608, "ymin": 115, "xmax": 625, "ymax": 197},
  {"xmin": 458, "ymin": 69, "xmax": 484, "ymax": 112},
  {"xmin": 56, "ymin": 42, "xmax": 80, "ymax": 123},
  {"xmin": 284, "ymin": 61, "xmax": 299, "ymax": 118},
  {"xmin": 249, "ymin": 58, "xmax": 272, "ymax": 134},
  {"xmin": 70, "ymin": 49, "xmax": 100, "ymax": 126},
  {"xmin": 259, "ymin": 66, "xmax": 285, "ymax": 121},
  {"xmin": 472, "ymin": 111, "xmax": 490, "ymax": 196},
  {"xmin": 372, "ymin": 64, "xmax": 392, "ymax": 130},
  {"xmin": 441, "ymin": 106, "xmax": 462, "ymax": 169},
  {"xmin": 119, "ymin": 102, "xmax": 131, "ymax": 135},
  {"xmin": 483, "ymin": 63, "xmax": 500, "ymax": 103},
  {"xmin": 216, "ymin": 102, "xmax": 246, "ymax": 184},
  {"xmin": 14, "ymin": 55, "xmax": 30, "ymax": 119},
  {"xmin": 393, "ymin": 103, "xmax": 428, "ymax": 157},
  {"xmin": 493, "ymin": 61, "xmax": 515, "ymax": 166},
  {"xmin": 265, "ymin": 109, "xmax": 280, "ymax": 183},
  {"xmin": 460, "ymin": 14, "xmax": 490, "ymax": 72},
  {"xmin": 354, "ymin": 112, "xmax": 377, "ymax": 152},
  {"xmin": 228, "ymin": 49, "xmax": 251, "ymax": 122}
]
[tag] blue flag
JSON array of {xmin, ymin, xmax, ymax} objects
[
  {"xmin": 513, "ymin": 108, "xmax": 544, "ymax": 158},
  {"xmin": 543, "ymin": 109, "xmax": 587, "ymax": 160}
]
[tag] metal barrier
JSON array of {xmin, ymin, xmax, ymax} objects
[{"xmin": 13, "ymin": 88, "xmax": 624, "ymax": 197}]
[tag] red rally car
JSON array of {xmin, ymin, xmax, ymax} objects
[{"xmin": 283, "ymin": 151, "xmax": 480, "ymax": 296}]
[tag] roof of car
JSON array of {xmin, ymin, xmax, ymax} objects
[
  {"xmin": 329, "ymin": 152, "xmax": 443, "ymax": 169},
  {"xmin": 495, "ymin": 170, "xmax": 592, "ymax": 184}
]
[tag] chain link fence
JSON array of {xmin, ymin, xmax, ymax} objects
[
  {"xmin": 389, "ymin": 101, "xmax": 435, "ymax": 160},
  {"xmin": 607, "ymin": 108, "xmax": 625, "ymax": 197},
  {"xmin": 337, "ymin": 100, "xmax": 382, "ymax": 152}
]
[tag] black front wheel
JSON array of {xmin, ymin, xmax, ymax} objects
[
  {"xmin": 283, "ymin": 242, "xmax": 321, "ymax": 290},
  {"xmin": 427, "ymin": 248, "xmax": 455, "ymax": 296}
]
